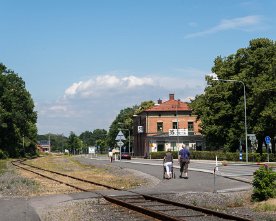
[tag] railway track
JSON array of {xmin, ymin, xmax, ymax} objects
[{"xmin": 11, "ymin": 159, "xmax": 252, "ymax": 221}]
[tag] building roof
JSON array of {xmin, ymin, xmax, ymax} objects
[{"xmin": 145, "ymin": 93, "xmax": 191, "ymax": 112}]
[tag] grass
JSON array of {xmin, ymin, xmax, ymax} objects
[
  {"xmin": 254, "ymin": 198, "xmax": 276, "ymax": 212},
  {"xmin": 0, "ymin": 160, "xmax": 7, "ymax": 175},
  {"xmin": 25, "ymin": 155, "xmax": 146, "ymax": 190},
  {"xmin": 0, "ymin": 160, "xmax": 40, "ymax": 196}
]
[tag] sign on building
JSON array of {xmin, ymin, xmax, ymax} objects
[
  {"xmin": 169, "ymin": 129, "xmax": 188, "ymax": 136},
  {"xmin": 138, "ymin": 126, "xmax": 143, "ymax": 133}
]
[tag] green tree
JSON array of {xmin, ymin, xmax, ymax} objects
[
  {"xmin": 106, "ymin": 101, "xmax": 154, "ymax": 150},
  {"xmin": 134, "ymin": 100, "xmax": 155, "ymax": 115},
  {"xmin": 79, "ymin": 131, "xmax": 94, "ymax": 147},
  {"xmin": 0, "ymin": 63, "xmax": 37, "ymax": 157},
  {"xmin": 107, "ymin": 107, "xmax": 137, "ymax": 149},
  {"xmin": 92, "ymin": 129, "xmax": 107, "ymax": 153},
  {"xmin": 191, "ymin": 38, "xmax": 276, "ymax": 153},
  {"xmin": 67, "ymin": 132, "xmax": 83, "ymax": 154}
]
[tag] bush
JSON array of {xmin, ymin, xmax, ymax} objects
[
  {"xmin": 0, "ymin": 150, "xmax": 8, "ymax": 159},
  {"xmin": 251, "ymin": 165, "xmax": 276, "ymax": 202},
  {"xmin": 149, "ymin": 150, "xmax": 275, "ymax": 162}
]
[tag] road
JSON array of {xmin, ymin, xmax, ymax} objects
[{"xmin": 78, "ymin": 155, "xmax": 258, "ymax": 194}]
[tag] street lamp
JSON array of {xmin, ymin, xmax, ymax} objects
[{"xmin": 212, "ymin": 78, "xmax": 248, "ymax": 162}]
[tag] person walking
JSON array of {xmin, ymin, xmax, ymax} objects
[
  {"xmin": 163, "ymin": 149, "xmax": 173, "ymax": 179},
  {"xmin": 108, "ymin": 151, "xmax": 113, "ymax": 162},
  {"xmin": 178, "ymin": 145, "xmax": 190, "ymax": 179}
]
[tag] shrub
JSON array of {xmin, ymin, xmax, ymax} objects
[
  {"xmin": 149, "ymin": 150, "xmax": 276, "ymax": 162},
  {"xmin": 0, "ymin": 150, "xmax": 8, "ymax": 159},
  {"xmin": 251, "ymin": 165, "xmax": 276, "ymax": 202}
]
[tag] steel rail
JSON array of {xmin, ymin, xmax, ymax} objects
[
  {"xmin": 141, "ymin": 194, "xmax": 252, "ymax": 221},
  {"xmin": 103, "ymin": 195, "xmax": 180, "ymax": 221}
]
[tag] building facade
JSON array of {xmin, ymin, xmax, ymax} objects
[
  {"xmin": 37, "ymin": 140, "xmax": 51, "ymax": 153},
  {"xmin": 133, "ymin": 94, "xmax": 205, "ymax": 156}
]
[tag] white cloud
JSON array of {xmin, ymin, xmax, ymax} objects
[
  {"xmin": 64, "ymin": 75, "xmax": 155, "ymax": 98},
  {"xmin": 37, "ymin": 72, "xmax": 206, "ymax": 135},
  {"xmin": 185, "ymin": 15, "xmax": 262, "ymax": 38},
  {"xmin": 122, "ymin": 76, "xmax": 154, "ymax": 88}
]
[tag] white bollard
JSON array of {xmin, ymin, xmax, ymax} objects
[{"xmin": 216, "ymin": 156, "xmax": 219, "ymax": 171}]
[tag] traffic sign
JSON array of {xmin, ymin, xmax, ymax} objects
[
  {"xmin": 117, "ymin": 140, "xmax": 124, "ymax": 147},
  {"xmin": 115, "ymin": 130, "xmax": 126, "ymax": 141},
  {"xmin": 265, "ymin": 136, "xmax": 271, "ymax": 144},
  {"xmin": 247, "ymin": 134, "xmax": 256, "ymax": 142}
]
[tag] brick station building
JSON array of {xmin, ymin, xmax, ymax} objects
[{"xmin": 133, "ymin": 93, "xmax": 205, "ymax": 156}]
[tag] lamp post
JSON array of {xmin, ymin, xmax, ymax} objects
[{"xmin": 212, "ymin": 78, "xmax": 248, "ymax": 162}]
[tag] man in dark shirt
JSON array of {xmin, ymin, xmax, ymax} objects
[{"xmin": 178, "ymin": 145, "xmax": 190, "ymax": 179}]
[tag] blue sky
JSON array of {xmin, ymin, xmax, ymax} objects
[{"xmin": 1, "ymin": 0, "xmax": 275, "ymax": 136}]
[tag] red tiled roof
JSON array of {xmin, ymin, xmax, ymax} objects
[{"xmin": 145, "ymin": 99, "xmax": 191, "ymax": 112}]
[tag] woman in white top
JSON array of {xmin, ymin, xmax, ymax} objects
[{"xmin": 163, "ymin": 149, "xmax": 173, "ymax": 179}]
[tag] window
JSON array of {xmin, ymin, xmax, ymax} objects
[
  {"xmin": 188, "ymin": 122, "xmax": 194, "ymax": 135},
  {"xmin": 171, "ymin": 142, "xmax": 176, "ymax": 151},
  {"xmin": 188, "ymin": 122, "xmax": 194, "ymax": 131},
  {"xmin": 157, "ymin": 143, "xmax": 164, "ymax": 151},
  {"xmin": 172, "ymin": 122, "xmax": 178, "ymax": 129},
  {"xmin": 157, "ymin": 122, "xmax": 163, "ymax": 132}
]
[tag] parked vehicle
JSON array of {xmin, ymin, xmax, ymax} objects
[{"xmin": 119, "ymin": 153, "xmax": 131, "ymax": 160}]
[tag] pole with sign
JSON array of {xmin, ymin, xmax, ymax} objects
[
  {"xmin": 265, "ymin": 136, "xmax": 271, "ymax": 162},
  {"xmin": 115, "ymin": 130, "xmax": 126, "ymax": 161}
]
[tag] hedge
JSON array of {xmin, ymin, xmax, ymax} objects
[{"xmin": 149, "ymin": 150, "xmax": 275, "ymax": 162}]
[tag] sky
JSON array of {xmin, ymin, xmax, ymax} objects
[{"xmin": 1, "ymin": 0, "xmax": 275, "ymax": 136}]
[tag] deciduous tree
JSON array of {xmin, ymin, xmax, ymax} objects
[
  {"xmin": 191, "ymin": 38, "xmax": 276, "ymax": 153},
  {"xmin": 0, "ymin": 63, "xmax": 37, "ymax": 157}
]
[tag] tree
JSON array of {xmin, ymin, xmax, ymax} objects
[
  {"xmin": 134, "ymin": 100, "xmax": 155, "ymax": 115},
  {"xmin": 79, "ymin": 131, "xmax": 94, "ymax": 147},
  {"xmin": 106, "ymin": 101, "xmax": 154, "ymax": 150},
  {"xmin": 0, "ymin": 63, "xmax": 37, "ymax": 157},
  {"xmin": 191, "ymin": 38, "xmax": 276, "ymax": 153},
  {"xmin": 67, "ymin": 132, "xmax": 83, "ymax": 154},
  {"xmin": 107, "ymin": 107, "xmax": 136, "ymax": 149},
  {"xmin": 79, "ymin": 129, "xmax": 107, "ymax": 151},
  {"xmin": 91, "ymin": 129, "xmax": 107, "ymax": 152}
]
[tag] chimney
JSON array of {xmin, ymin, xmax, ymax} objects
[
  {"xmin": 169, "ymin": 93, "xmax": 174, "ymax": 100},
  {"xmin": 157, "ymin": 98, "xmax": 162, "ymax": 104}
]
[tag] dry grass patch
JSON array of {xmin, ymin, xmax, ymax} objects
[
  {"xmin": 254, "ymin": 198, "xmax": 276, "ymax": 212},
  {"xmin": 24, "ymin": 155, "xmax": 144, "ymax": 190}
]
